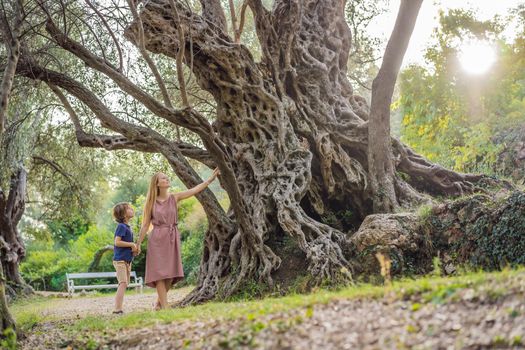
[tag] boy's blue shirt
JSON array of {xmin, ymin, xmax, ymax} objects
[{"xmin": 113, "ymin": 222, "xmax": 134, "ymax": 263}]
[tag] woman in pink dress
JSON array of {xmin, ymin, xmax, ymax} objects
[{"xmin": 135, "ymin": 169, "xmax": 219, "ymax": 310}]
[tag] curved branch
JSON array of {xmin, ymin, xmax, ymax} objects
[
  {"xmin": 32, "ymin": 156, "xmax": 73, "ymax": 179},
  {"xmin": 84, "ymin": 0, "xmax": 123, "ymax": 72},
  {"xmin": 168, "ymin": 0, "xmax": 189, "ymax": 108},
  {"xmin": 127, "ymin": 0, "xmax": 175, "ymax": 109},
  {"xmin": 88, "ymin": 245, "xmax": 113, "ymax": 272}
]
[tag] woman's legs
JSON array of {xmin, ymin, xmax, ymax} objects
[
  {"xmin": 164, "ymin": 278, "xmax": 173, "ymax": 291},
  {"xmin": 155, "ymin": 278, "xmax": 173, "ymax": 309},
  {"xmin": 154, "ymin": 279, "xmax": 174, "ymax": 310}
]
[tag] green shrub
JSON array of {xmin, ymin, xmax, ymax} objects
[{"xmin": 21, "ymin": 225, "xmax": 113, "ymax": 291}]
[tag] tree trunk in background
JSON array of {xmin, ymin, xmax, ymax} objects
[{"xmin": 368, "ymin": 0, "xmax": 423, "ymax": 213}]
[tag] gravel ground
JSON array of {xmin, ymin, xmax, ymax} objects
[{"xmin": 32, "ymin": 287, "xmax": 192, "ymax": 320}]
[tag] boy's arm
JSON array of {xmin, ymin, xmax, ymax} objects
[
  {"xmin": 114, "ymin": 224, "xmax": 137, "ymax": 251},
  {"xmin": 114, "ymin": 236, "xmax": 137, "ymax": 249}
]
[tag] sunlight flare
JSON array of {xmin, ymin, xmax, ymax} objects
[{"xmin": 458, "ymin": 40, "xmax": 496, "ymax": 75}]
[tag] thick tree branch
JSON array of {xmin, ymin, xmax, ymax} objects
[
  {"xmin": 47, "ymin": 81, "xmax": 215, "ymax": 166},
  {"xmin": 236, "ymin": 1, "xmax": 248, "ymax": 43},
  {"xmin": 227, "ymin": 0, "xmax": 238, "ymax": 40}
]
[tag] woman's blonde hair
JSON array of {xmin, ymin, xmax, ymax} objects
[{"xmin": 143, "ymin": 173, "xmax": 163, "ymax": 225}]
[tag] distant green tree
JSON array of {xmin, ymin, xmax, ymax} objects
[{"xmin": 397, "ymin": 8, "xmax": 525, "ymax": 174}]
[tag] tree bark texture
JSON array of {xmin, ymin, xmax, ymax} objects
[{"xmin": 0, "ymin": 167, "xmax": 32, "ymax": 298}]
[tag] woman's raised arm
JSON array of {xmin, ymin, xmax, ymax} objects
[{"xmin": 174, "ymin": 168, "xmax": 220, "ymax": 202}]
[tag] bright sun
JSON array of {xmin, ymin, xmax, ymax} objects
[{"xmin": 458, "ymin": 40, "xmax": 496, "ymax": 75}]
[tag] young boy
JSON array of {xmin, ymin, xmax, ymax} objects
[{"xmin": 112, "ymin": 202, "xmax": 138, "ymax": 314}]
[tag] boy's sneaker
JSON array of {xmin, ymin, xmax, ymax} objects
[{"xmin": 112, "ymin": 310, "xmax": 124, "ymax": 315}]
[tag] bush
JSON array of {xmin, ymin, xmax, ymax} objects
[
  {"xmin": 425, "ymin": 191, "xmax": 525, "ymax": 271},
  {"xmin": 179, "ymin": 201, "xmax": 207, "ymax": 285},
  {"xmin": 21, "ymin": 225, "xmax": 114, "ymax": 291}
]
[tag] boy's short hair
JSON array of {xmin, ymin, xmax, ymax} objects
[{"xmin": 113, "ymin": 202, "xmax": 131, "ymax": 223}]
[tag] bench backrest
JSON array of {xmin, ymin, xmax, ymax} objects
[{"xmin": 67, "ymin": 272, "xmax": 137, "ymax": 279}]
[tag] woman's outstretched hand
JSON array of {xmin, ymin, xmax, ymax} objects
[
  {"xmin": 212, "ymin": 168, "xmax": 220, "ymax": 179},
  {"xmin": 206, "ymin": 168, "xmax": 220, "ymax": 186}
]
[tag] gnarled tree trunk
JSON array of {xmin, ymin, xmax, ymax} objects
[
  {"xmin": 0, "ymin": 167, "xmax": 33, "ymax": 298},
  {"xmin": 123, "ymin": 0, "xmax": 484, "ymax": 300}
]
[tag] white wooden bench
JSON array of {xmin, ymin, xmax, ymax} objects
[{"xmin": 66, "ymin": 272, "xmax": 143, "ymax": 296}]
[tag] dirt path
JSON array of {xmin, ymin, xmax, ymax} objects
[{"xmin": 32, "ymin": 287, "xmax": 192, "ymax": 320}]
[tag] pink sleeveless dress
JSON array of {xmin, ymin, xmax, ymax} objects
[{"xmin": 145, "ymin": 194, "xmax": 184, "ymax": 288}]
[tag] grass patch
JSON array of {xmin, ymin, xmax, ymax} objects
[
  {"xmin": 70, "ymin": 283, "xmax": 385, "ymax": 332},
  {"xmin": 10, "ymin": 296, "xmax": 60, "ymax": 332}
]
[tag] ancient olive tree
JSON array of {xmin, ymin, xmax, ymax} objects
[{"xmin": 10, "ymin": 0, "xmax": 487, "ymax": 304}]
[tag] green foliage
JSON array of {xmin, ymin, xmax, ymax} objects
[
  {"xmin": 344, "ymin": 0, "xmax": 387, "ymax": 95},
  {"xmin": 177, "ymin": 198, "xmax": 207, "ymax": 285},
  {"xmin": 397, "ymin": 8, "xmax": 525, "ymax": 174},
  {"xmin": 21, "ymin": 166, "xmax": 221, "ymax": 291},
  {"xmin": 320, "ymin": 209, "xmax": 356, "ymax": 231},
  {"xmin": 21, "ymin": 225, "xmax": 114, "ymax": 291},
  {"xmin": 69, "ymin": 225, "xmax": 115, "ymax": 271},
  {"xmin": 0, "ymin": 328, "xmax": 17, "ymax": 350},
  {"xmin": 44, "ymin": 217, "xmax": 90, "ymax": 247},
  {"xmin": 226, "ymin": 279, "xmax": 268, "ymax": 301},
  {"xmin": 469, "ymin": 192, "xmax": 525, "ymax": 269},
  {"xmin": 20, "ymin": 241, "xmax": 68, "ymax": 290},
  {"xmin": 431, "ymin": 257, "xmax": 442, "ymax": 277},
  {"xmin": 424, "ymin": 191, "xmax": 525, "ymax": 271},
  {"xmin": 417, "ymin": 204, "xmax": 433, "ymax": 221}
]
